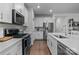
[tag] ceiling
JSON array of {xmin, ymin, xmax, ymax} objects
[{"xmin": 25, "ymin": 3, "xmax": 79, "ymax": 15}]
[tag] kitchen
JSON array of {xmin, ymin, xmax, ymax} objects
[{"xmin": 0, "ymin": 3, "xmax": 79, "ymax": 55}]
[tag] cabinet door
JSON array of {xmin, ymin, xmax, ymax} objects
[
  {"xmin": 3, "ymin": 3, "xmax": 13, "ymax": 23},
  {"xmin": 23, "ymin": 7, "xmax": 28, "ymax": 26},
  {"xmin": 0, "ymin": 44, "xmax": 17, "ymax": 55},
  {"xmin": 14, "ymin": 3, "xmax": 24, "ymax": 15},
  {"xmin": 16, "ymin": 40, "xmax": 22, "ymax": 55},
  {"xmin": 35, "ymin": 18, "xmax": 43, "ymax": 27},
  {"xmin": 0, "ymin": 3, "xmax": 13, "ymax": 23},
  {"xmin": 47, "ymin": 35, "xmax": 57, "ymax": 55},
  {"xmin": 0, "ymin": 3, "xmax": 4, "ymax": 22},
  {"xmin": 35, "ymin": 32, "xmax": 43, "ymax": 39},
  {"xmin": 51, "ymin": 36, "xmax": 57, "ymax": 55},
  {"xmin": 31, "ymin": 32, "xmax": 36, "ymax": 45},
  {"xmin": 47, "ymin": 35, "xmax": 52, "ymax": 52}
]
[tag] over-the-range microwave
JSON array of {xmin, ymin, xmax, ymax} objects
[{"xmin": 12, "ymin": 9, "xmax": 24, "ymax": 25}]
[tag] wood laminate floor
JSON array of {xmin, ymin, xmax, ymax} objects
[{"xmin": 30, "ymin": 40, "xmax": 51, "ymax": 55}]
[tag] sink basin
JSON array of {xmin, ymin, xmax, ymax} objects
[{"xmin": 53, "ymin": 34, "xmax": 67, "ymax": 39}]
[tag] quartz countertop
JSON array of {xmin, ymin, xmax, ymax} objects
[
  {"xmin": 0, "ymin": 38, "xmax": 22, "ymax": 53},
  {"xmin": 48, "ymin": 33, "xmax": 79, "ymax": 54},
  {"xmin": 0, "ymin": 34, "xmax": 29, "ymax": 53}
]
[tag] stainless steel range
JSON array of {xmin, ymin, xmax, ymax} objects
[{"xmin": 4, "ymin": 28, "xmax": 31, "ymax": 55}]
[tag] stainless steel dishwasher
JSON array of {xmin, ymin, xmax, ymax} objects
[
  {"xmin": 57, "ymin": 41, "xmax": 78, "ymax": 55},
  {"xmin": 57, "ymin": 41, "xmax": 66, "ymax": 55}
]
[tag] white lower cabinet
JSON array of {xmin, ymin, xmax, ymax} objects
[
  {"xmin": 0, "ymin": 44, "xmax": 17, "ymax": 55},
  {"xmin": 35, "ymin": 31, "xmax": 43, "ymax": 39},
  {"xmin": 51, "ymin": 37, "xmax": 57, "ymax": 55},
  {"xmin": 16, "ymin": 40, "xmax": 22, "ymax": 55},
  {"xmin": 47, "ymin": 34, "xmax": 57, "ymax": 55},
  {"xmin": 0, "ymin": 40, "xmax": 22, "ymax": 55},
  {"xmin": 47, "ymin": 35, "xmax": 51, "ymax": 51}
]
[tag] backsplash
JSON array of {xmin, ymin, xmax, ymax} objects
[{"xmin": 0, "ymin": 23, "xmax": 26, "ymax": 32}]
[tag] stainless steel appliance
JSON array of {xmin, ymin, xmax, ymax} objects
[
  {"xmin": 48, "ymin": 23, "xmax": 53, "ymax": 32},
  {"xmin": 57, "ymin": 41, "xmax": 78, "ymax": 55},
  {"xmin": 43, "ymin": 22, "xmax": 53, "ymax": 40},
  {"xmin": 22, "ymin": 35, "xmax": 31, "ymax": 55},
  {"xmin": 43, "ymin": 23, "xmax": 47, "ymax": 40},
  {"xmin": 57, "ymin": 41, "xmax": 66, "ymax": 55},
  {"xmin": 12, "ymin": 9, "xmax": 24, "ymax": 25}
]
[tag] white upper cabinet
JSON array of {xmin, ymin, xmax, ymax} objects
[
  {"xmin": 0, "ymin": 3, "xmax": 28, "ymax": 25},
  {"xmin": 13, "ymin": 3, "xmax": 24, "ymax": 15},
  {"xmin": 34, "ymin": 17, "xmax": 43, "ymax": 27},
  {"xmin": 23, "ymin": 7, "xmax": 29, "ymax": 26},
  {"xmin": 0, "ymin": 3, "xmax": 13, "ymax": 23},
  {"xmin": 34, "ymin": 17, "xmax": 53, "ymax": 27}
]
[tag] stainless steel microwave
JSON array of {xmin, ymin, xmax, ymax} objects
[{"xmin": 12, "ymin": 9, "xmax": 24, "ymax": 25}]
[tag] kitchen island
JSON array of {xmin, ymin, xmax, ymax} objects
[{"xmin": 47, "ymin": 33, "xmax": 79, "ymax": 55}]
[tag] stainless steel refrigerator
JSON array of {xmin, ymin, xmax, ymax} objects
[
  {"xmin": 43, "ymin": 23, "xmax": 53, "ymax": 40},
  {"xmin": 48, "ymin": 23, "xmax": 53, "ymax": 32}
]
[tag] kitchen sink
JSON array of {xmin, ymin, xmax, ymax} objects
[{"xmin": 53, "ymin": 34, "xmax": 67, "ymax": 39}]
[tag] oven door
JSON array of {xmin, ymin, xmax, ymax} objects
[
  {"xmin": 22, "ymin": 36, "xmax": 31, "ymax": 55},
  {"xmin": 22, "ymin": 38, "xmax": 27, "ymax": 55}
]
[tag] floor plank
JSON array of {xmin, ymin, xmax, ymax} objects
[{"xmin": 30, "ymin": 40, "xmax": 50, "ymax": 55}]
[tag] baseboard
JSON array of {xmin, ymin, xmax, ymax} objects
[
  {"xmin": 47, "ymin": 47, "xmax": 52, "ymax": 55},
  {"xmin": 34, "ymin": 39, "xmax": 47, "ymax": 41},
  {"xmin": 34, "ymin": 39, "xmax": 43, "ymax": 41}
]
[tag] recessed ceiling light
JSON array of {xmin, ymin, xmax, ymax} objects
[
  {"xmin": 37, "ymin": 5, "xmax": 40, "ymax": 9},
  {"xmin": 37, "ymin": 3, "xmax": 40, "ymax": 9},
  {"xmin": 49, "ymin": 9, "xmax": 53, "ymax": 13}
]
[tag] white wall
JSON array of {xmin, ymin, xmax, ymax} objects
[{"xmin": 54, "ymin": 13, "xmax": 79, "ymax": 33}]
